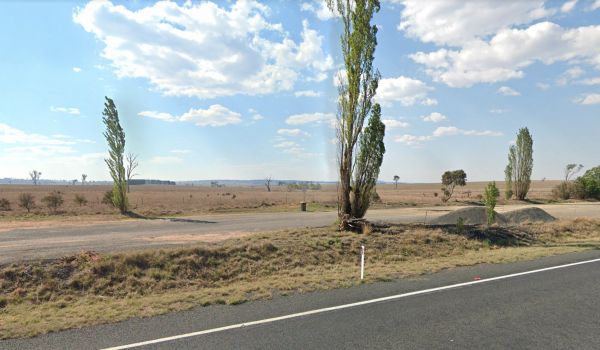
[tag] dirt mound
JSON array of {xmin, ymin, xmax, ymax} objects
[
  {"xmin": 503, "ymin": 207, "xmax": 556, "ymax": 225},
  {"xmin": 430, "ymin": 207, "xmax": 507, "ymax": 225}
]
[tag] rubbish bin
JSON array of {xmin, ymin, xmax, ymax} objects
[{"xmin": 300, "ymin": 202, "xmax": 307, "ymax": 212}]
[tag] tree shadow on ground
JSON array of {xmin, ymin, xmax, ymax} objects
[{"xmin": 124, "ymin": 211, "xmax": 216, "ymax": 224}]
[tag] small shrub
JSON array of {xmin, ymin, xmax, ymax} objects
[
  {"xmin": 18, "ymin": 193, "xmax": 35, "ymax": 213},
  {"xmin": 552, "ymin": 182, "xmax": 573, "ymax": 200},
  {"xmin": 483, "ymin": 182, "xmax": 500, "ymax": 226},
  {"xmin": 42, "ymin": 191, "xmax": 64, "ymax": 213},
  {"xmin": 456, "ymin": 217, "xmax": 465, "ymax": 234},
  {"xmin": 0, "ymin": 198, "xmax": 11, "ymax": 211},
  {"xmin": 74, "ymin": 194, "xmax": 88, "ymax": 207},
  {"xmin": 102, "ymin": 190, "xmax": 115, "ymax": 207}
]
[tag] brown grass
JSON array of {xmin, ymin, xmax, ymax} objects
[
  {"xmin": 1, "ymin": 218, "xmax": 599, "ymax": 339},
  {"xmin": 0, "ymin": 180, "xmax": 562, "ymax": 220}
]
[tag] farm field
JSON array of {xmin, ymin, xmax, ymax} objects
[{"xmin": 0, "ymin": 180, "xmax": 563, "ymax": 220}]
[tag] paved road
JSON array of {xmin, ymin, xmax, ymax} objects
[
  {"xmin": 1, "ymin": 203, "xmax": 599, "ymax": 264},
  {"xmin": 3, "ymin": 250, "xmax": 600, "ymax": 349}
]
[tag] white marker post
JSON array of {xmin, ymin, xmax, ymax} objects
[{"xmin": 360, "ymin": 245, "xmax": 365, "ymax": 280}]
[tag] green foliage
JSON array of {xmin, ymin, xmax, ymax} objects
[
  {"xmin": 0, "ymin": 198, "xmax": 11, "ymax": 211},
  {"xmin": 102, "ymin": 190, "xmax": 115, "ymax": 207},
  {"xmin": 441, "ymin": 169, "xmax": 467, "ymax": 202},
  {"xmin": 41, "ymin": 191, "xmax": 64, "ymax": 213},
  {"xmin": 455, "ymin": 217, "xmax": 465, "ymax": 234},
  {"xmin": 328, "ymin": 0, "xmax": 381, "ymax": 218},
  {"xmin": 286, "ymin": 182, "xmax": 322, "ymax": 191},
  {"xmin": 18, "ymin": 193, "xmax": 35, "ymax": 213},
  {"xmin": 74, "ymin": 194, "xmax": 88, "ymax": 207},
  {"xmin": 393, "ymin": 175, "xmax": 400, "ymax": 189},
  {"xmin": 102, "ymin": 96, "xmax": 128, "ymax": 214},
  {"xmin": 351, "ymin": 103, "xmax": 386, "ymax": 218},
  {"xmin": 571, "ymin": 165, "xmax": 600, "ymax": 199},
  {"xmin": 507, "ymin": 127, "xmax": 533, "ymax": 200},
  {"xmin": 504, "ymin": 163, "xmax": 513, "ymax": 200},
  {"xmin": 483, "ymin": 182, "xmax": 500, "ymax": 226}
]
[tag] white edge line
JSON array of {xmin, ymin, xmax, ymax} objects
[{"xmin": 101, "ymin": 257, "xmax": 600, "ymax": 350}]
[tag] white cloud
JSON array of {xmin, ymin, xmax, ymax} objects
[
  {"xmin": 170, "ymin": 149, "xmax": 191, "ymax": 154},
  {"xmin": 50, "ymin": 106, "xmax": 81, "ymax": 115},
  {"xmin": 274, "ymin": 140, "xmax": 299, "ymax": 149},
  {"xmin": 574, "ymin": 93, "xmax": 600, "ymax": 105},
  {"xmin": 557, "ymin": 66, "xmax": 585, "ymax": 85},
  {"xmin": 72, "ymin": 67, "xmax": 82, "ymax": 73},
  {"xmin": 395, "ymin": 134, "xmax": 432, "ymax": 146},
  {"xmin": 382, "ymin": 119, "xmax": 409, "ymax": 129},
  {"xmin": 396, "ymin": 0, "xmax": 553, "ymax": 46},
  {"xmin": 251, "ymin": 114, "xmax": 264, "ymax": 121},
  {"xmin": 537, "ymin": 82, "xmax": 551, "ymax": 90},
  {"xmin": 138, "ymin": 111, "xmax": 177, "ymax": 122},
  {"xmin": 74, "ymin": 1, "xmax": 333, "ymax": 99},
  {"xmin": 497, "ymin": 86, "xmax": 521, "ymax": 96},
  {"xmin": 577, "ymin": 77, "xmax": 600, "ymax": 85},
  {"xmin": 294, "ymin": 90, "xmax": 322, "ymax": 97},
  {"xmin": 149, "ymin": 156, "xmax": 183, "ymax": 165},
  {"xmin": 277, "ymin": 128, "xmax": 310, "ymax": 137},
  {"xmin": 300, "ymin": 1, "xmax": 337, "ymax": 21},
  {"xmin": 138, "ymin": 105, "xmax": 242, "ymax": 127},
  {"xmin": 591, "ymin": 0, "xmax": 600, "ymax": 11},
  {"xmin": 0, "ymin": 123, "xmax": 74, "ymax": 146},
  {"xmin": 410, "ymin": 22, "xmax": 600, "ymax": 87},
  {"xmin": 561, "ymin": 0, "xmax": 578, "ymax": 13},
  {"xmin": 490, "ymin": 109, "xmax": 508, "ymax": 114},
  {"xmin": 285, "ymin": 112, "xmax": 335, "ymax": 126},
  {"xmin": 376, "ymin": 76, "xmax": 437, "ymax": 106},
  {"xmin": 396, "ymin": 125, "xmax": 502, "ymax": 146},
  {"xmin": 421, "ymin": 112, "xmax": 447, "ymax": 122}
]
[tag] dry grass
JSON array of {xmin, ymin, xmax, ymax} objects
[
  {"xmin": 0, "ymin": 180, "xmax": 561, "ymax": 220},
  {"xmin": 1, "ymin": 218, "xmax": 599, "ymax": 339}
]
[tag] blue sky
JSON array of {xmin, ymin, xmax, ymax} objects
[{"xmin": 1, "ymin": 0, "xmax": 599, "ymax": 182}]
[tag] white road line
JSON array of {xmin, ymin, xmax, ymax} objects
[{"xmin": 102, "ymin": 257, "xmax": 600, "ymax": 350}]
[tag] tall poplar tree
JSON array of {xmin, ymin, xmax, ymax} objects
[{"xmin": 102, "ymin": 96, "xmax": 128, "ymax": 213}]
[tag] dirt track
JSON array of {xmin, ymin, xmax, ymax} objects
[{"xmin": 1, "ymin": 203, "xmax": 598, "ymax": 264}]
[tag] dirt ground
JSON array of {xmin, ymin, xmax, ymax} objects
[{"xmin": 0, "ymin": 180, "xmax": 562, "ymax": 219}]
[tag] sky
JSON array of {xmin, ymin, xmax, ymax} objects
[{"xmin": 1, "ymin": 0, "xmax": 600, "ymax": 183}]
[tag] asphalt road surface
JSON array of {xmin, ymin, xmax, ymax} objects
[
  {"xmin": 1, "ymin": 203, "xmax": 599, "ymax": 264},
  {"xmin": 3, "ymin": 250, "xmax": 600, "ymax": 349}
]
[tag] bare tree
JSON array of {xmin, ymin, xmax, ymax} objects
[
  {"xmin": 71, "ymin": 179, "xmax": 78, "ymax": 186},
  {"xmin": 565, "ymin": 164, "xmax": 584, "ymax": 182},
  {"xmin": 265, "ymin": 176, "xmax": 272, "ymax": 192},
  {"xmin": 29, "ymin": 170, "xmax": 42, "ymax": 185},
  {"xmin": 81, "ymin": 174, "xmax": 88, "ymax": 185},
  {"xmin": 126, "ymin": 152, "xmax": 139, "ymax": 193}
]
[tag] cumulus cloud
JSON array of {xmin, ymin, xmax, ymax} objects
[
  {"xmin": 138, "ymin": 105, "xmax": 242, "ymax": 127},
  {"xmin": 421, "ymin": 112, "xmax": 447, "ymax": 122},
  {"xmin": 573, "ymin": 93, "xmax": 600, "ymax": 104},
  {"xmin": 72, "ymin": 67, "xmax": 82, "ymax": 73},
  {"xmin": 395, "ymin": 125, "xmax": 502, "ymax": 146},
  {"xmin": 561, "ymin": 0, "xmax": 578, "ymax": 13},
  {"xmin": 277, "ymin": 128, "xmax": 310, "ymax": 137},
  {"xmin": 294, "ymin": 90, "xmax": 322, "ymax": 97},
  {"xmin": 375, "ymin": 76, "xmax": 437, "ymax": 106},
  {"xmin": 577, "ymin": 77, "xmax": 600, "ymax": 85},
  {"xmin": 74, "ymin": 1, "xmax": 333, "ymax": 99},
  {"xmin": 301, "ymin": 1, "xmax": 337, "ymax": 21},
  {"xmin": 410, "ymin": 22, "xmax": 600, "ymax": 87},
  {"xmin": 395, "ymin": 0, "xmax": 553, "ymax": 46},
  {"xmin": 497, "ymin": 86, "xmax": 521, "ymax": 96},
  {"xmin": 50, "ymin": 106, "xmax": 81, "ymax": 115},
  {"xmin": 285, "ymin": 112, "xmax": 335, "ymax": 126},
  {"xmin": 382, "ymin": 119, "xmax": 409, "ymax": 129}
]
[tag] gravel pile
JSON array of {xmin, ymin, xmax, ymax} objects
[{"xmin": 430, "ymin": 206, "xmax": 556, "ymax": 226}]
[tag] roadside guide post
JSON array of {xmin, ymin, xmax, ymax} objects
[{"xmin": 360, "ymin": 245, "xmax": 365, "ymax": 280}]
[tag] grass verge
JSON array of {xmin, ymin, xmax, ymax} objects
[{"xmin": 1, "ymin": 218, "xmax": 600, "ymax": 339}]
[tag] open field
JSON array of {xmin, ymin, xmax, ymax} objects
[
  {"xmin": 1, "ymin": 218, "xmax": 599, "ymax": 339},
  {"xmin": 0, "ymin": 180, "xmax": 564, "ymax": 219}
]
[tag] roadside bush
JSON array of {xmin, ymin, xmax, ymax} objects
[
  {"xmin": 102, "ymin": 190, "xmax": 115, "ymax": 207},
  {"xmin": 552, "ymin": 182, "xmax": 573, "ymax": 200},
  {"xmin": 18, "ymin": 193, "xmax": 35, "ymax": 213},
  {"xmin": 74, "ymin": 194, "xmax": 88, "ymax": 207},
  {"xmin": 0, "ymin": 198, "xmax": 11, "ymax": 211},
  {"xmin": 483, "ymin": 182, "xmax": 500, "ymax": 226},
  {"xmin": 41, "ymin": 191, "xmax": 64, "ymax": 213},
  {"xmin": 571, "ymin": 166, "xmax": 600, "ymax": 200}
]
